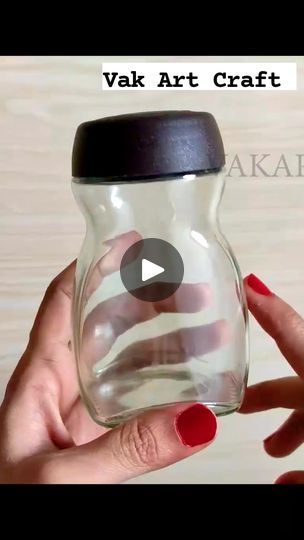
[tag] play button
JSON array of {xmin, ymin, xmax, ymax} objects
[
  {"xmin": 142, "ymin": 259, "xmax": 164, "ymax": 282},
  {"xmin": 120, "ymin": 238, "xmax": 184, "ymax": 302}
]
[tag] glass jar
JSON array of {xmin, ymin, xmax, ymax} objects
[{"xmin": 71, "ymin": 111, "xmax": 249, "ymax": 427}]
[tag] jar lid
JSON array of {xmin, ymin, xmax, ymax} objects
[{"xmin": 72, "ymin": 110, "xmax": 225, "ymax": 180}]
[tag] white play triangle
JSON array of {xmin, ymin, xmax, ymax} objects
[{"xmin": 141, "ymin": 258, "xmax": 165, "ymax": 282}]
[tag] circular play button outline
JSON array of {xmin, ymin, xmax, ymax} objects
[{"xmin": 120, "ymin": 238, "xmax": 184, "ymax": 302}]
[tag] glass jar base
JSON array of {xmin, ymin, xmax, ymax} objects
[{"xmin": 90, "ymin": 401, "xmax": 240, "ymax": 429}]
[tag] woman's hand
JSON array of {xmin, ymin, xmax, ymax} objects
[
  {"xmin": 0, "ymin": 261, "xmax": 217, "ymax": 484},
  {"xmin": 241, "ymin": 274, "xmax": 304, "ymax": 484}
]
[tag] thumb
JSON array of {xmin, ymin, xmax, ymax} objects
[
  {"xmin": 42, "ymin": 403, "xmax": 217, "ymax": 483},
  {"xmin": 276, "ymin": 471, "xmax": 304, "ymax": 484}
]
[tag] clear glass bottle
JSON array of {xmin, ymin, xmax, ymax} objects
[{"xmin": 71, "ymin": 111, "xmax": 249, "ymax": 427}]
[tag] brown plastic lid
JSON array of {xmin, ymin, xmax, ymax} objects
[{"xmin": 72, "ymin": 110, "xmax": 225, "ymax": 181}]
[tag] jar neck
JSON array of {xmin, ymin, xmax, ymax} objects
[{"xmin": 72, "ymin": 170, "xmax": 226, "ymax": 232}]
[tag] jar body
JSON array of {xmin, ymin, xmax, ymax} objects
[{"xmin": 72, "ymin": 171, "xmax": 249, "ymax": 427}]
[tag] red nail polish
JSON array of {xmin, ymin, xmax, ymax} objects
[
  {"xmin": 246, "ymin": 274, "xmax": 272, "ymax": 296},
  {"xmin": 275, "ymin": 476, "xmax": 291, "ymax": 485},
  {"xmin": 275, "ymin": 474, "xmax": 302, "ymax": 485},
  {"xmin": 175, "ymin": 404, "xmax": 217, "ymax": 447},
  {"xmin": 264, "ymin": 432, "xmax": 275, "ymax": 444}
]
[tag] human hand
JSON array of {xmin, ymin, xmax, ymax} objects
[
  {"xmin": 240, "ymin": 274, "xmax": 304, "ymax": 484},
  {"xmin": 0, "ymin": 260, "xmax": 217, "ymax": 484},
  {"xmin": 81, "ymin": 231, "xmax": 230, "ymax": 420}
]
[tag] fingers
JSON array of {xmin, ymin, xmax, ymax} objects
[
  {"xmin": 244, "ymin": 274, "xmax": 304, "ymax": 379},
  {"xmin": 243, "ymin": 275, "xmax": 304, "ymax": 467},
  {"xmin": 6, "ymin": 231, "xmax": 142, "ymax": 411},
  {"xmin": 3, "ymin": 270, "xmax": 79, "ymax": 432},
  {"xmin": 100, "ymin": 231, "xmax": 142, "ymax": 276},
  {"xmin": 123, "ymin": 319, "xmax": 230, "ymax": 360},
  {"xmin": 40, "ymin": 404, "xmax": 217, "ymax": 483},
  {"xmin": 95, "ymin": 319, "xmax": 230, "ymax": 380},
  {"xmin": 85, "ymin": 230, "xmax": 142, "ymax": 298},
  {"xmin": 240, "ymin": 377, "xmax": 304, "ymax": 413},
  {"xmin": 29, "ymin": 260, "xmax": 76, "ymax": 350},
  {"xmin": 29, "ymin": 231, "xmax": 142, "ymax": 354},
  {"xmin": 4, "ymin": 260, "xmax": 78, "ymax": 408},
  {"xmin": 82, "ymin": 282, "xmax": 212, "ymax": 366},
  {"xmin": 263, "ymin": 409, "xmax": 304, "ymax": 458},
  {"xmin": 276, "ymin": 471, "xmax": 304, "ymax": 484}
]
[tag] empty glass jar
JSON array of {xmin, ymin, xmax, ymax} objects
[{"xmin": 71, "ymin": 111, "xmax": 249, "ymax": 427}]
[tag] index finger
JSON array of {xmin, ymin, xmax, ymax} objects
[{"xmin": 244, "ymin": 275, "xmax": 304, "ymax": 380}]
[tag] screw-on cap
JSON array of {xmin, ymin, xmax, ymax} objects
[{"xmin": 72, "ymin": 110, "xmax": 225, "ymax": 180}]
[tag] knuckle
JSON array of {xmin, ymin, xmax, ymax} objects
[
  {"xmin": 116, "ymin": 419, "xmax": 161, "ymax": 470},
  {"xmin": 288, "ymin": 311, "xmax": 304, "ymax": 334},
  {"xmin": 286, "ymin": 309, "xmax": 302, "ymax": 329},
  {"xmin": 272, "ymin": 309, "xmax": 303, "ymax": 343}
]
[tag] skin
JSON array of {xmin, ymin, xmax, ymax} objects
[
  {"xmin": 0, "ymin": 261, "xmax": 217, "ymax": 484},
  {"xmin": 0, "ymin": 262, "xmax": 303, "ymax": 483},
  {"xmin": 240, "ymin": 277, "xmax": 304, "ymax": 484}
]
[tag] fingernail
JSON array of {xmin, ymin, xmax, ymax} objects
[
  {"xmin": 275, "ymin": 475, "xmax": 302, "ymax": 485},
  {"xmin": 175, "ymin": 404, "xmax": 217, "ymax": 447},
  {"xmin": 246, "ymin": 274, "xmax": 272, "ymax": 296},
  {"xmin": 275, "ymin": 478, "xmax": 287, "ymax": 485},
  {"xmin": 275, "ymin": 476, "xmax": 291, "ymax": 485},
  {"xmin": 264, "ymin": 432, "xmax": 275, "ymax": 444}
]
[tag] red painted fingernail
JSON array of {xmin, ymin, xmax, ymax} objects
[
  {"xmin": 275, "ymin": 474, "xmax": 303, "ymax": 485},
  {"xmin": 246, "ymin": 274, "xmax": 272, "ymax": 296},
  {"xmin": 264, "ymin": 432, "xmax": 275, "ymax": 444},
  {"xmin": 175, "ymin": 404, "xmax": 217, "ymax": 447},
  {"xmin": 275, "ymin": 476, "xmax": 291, "ymax": 485}
]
